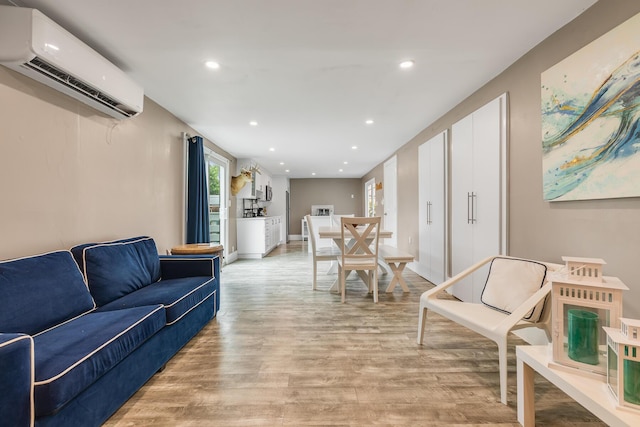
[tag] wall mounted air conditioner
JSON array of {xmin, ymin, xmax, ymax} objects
[{"xmin": 0, "ymin": 6, "xmax": 143, "ymax": 119}]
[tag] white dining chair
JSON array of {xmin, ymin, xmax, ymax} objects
[
  {"xmin": 337, "ymin": 216, "xmax": 381, "ymax": 303},
  {"xmin": 305, "ymin": 215, "xmax": 341, "ymax": 290}
]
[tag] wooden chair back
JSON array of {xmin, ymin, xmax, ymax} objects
[{"xmin": 339, "ymin": 216, "xmax": 381, "ymax": 269}]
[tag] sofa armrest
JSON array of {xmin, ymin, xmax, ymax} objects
[
  {"xmin": 159, "ymin": 255, "xmax": 220, "ymax": 280},
  {"xmin": 0, "ymin": 333, "xmax": 34, "ymax": 427}
]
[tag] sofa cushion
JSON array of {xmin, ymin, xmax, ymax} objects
[
  {"xmin": 0, "ymin": 251, "xmax": 95, "ymax": 335},
  {"xmin": 480, "ymin": 257, "xmax": 548, "ymax": 322},
  {"xmin": 32, "ymin": 305, "xmax": 165, "ymax": 417},
  {"xmin": 98, "ymin": 276, "xmax": 217, "ymax": 325},
  {"xmin": 70, "ymin": 236, "xmax": 147, "ymax": 275},
  {"xmin": 80, "ymin": 237, "xmax": 161, "ymax": 306}
]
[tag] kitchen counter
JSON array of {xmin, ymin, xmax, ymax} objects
[{"xmin": 237, "ymin": 216, "xmax": 282, "ymax": 258}]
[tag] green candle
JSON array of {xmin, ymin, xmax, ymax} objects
[
  {"xmin": 567, "ymin": 309, "xmax": 599, "ymax": 365},
  {"xmin": 624, "ymin": 358, "xmax": 640, "ymax": 404}
]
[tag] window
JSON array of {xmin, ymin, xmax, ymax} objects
[{"xmin": 364, "ymin": 178, "xmax": 376, "ymax": 217}]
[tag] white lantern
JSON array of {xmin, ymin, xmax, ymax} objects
[
  {"xmin": 550, "ymin": 256, "xmax": 628, "ymax": 376},
  {"xmin": 604, "ymin": 318, "xmax": 640, "ymax": 410}
]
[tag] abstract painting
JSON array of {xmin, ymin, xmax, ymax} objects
[{"xmin": 541, "ymin": 11, "xmax": 640, "ymax": 201}]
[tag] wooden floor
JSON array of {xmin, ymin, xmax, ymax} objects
[{"xmin": 104, "ymin": 242, "xmax": 604, "ymax": 426}]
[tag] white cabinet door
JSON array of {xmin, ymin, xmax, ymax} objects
[
  {"xmin": 451, "ymin": 114, "xmax": 476, "ymax": 302},
  {"xmin": 418, "ymin": 131, "xmax": 447, "ymax": 285},
  {"xmin": 273, "ymin": 217, "xmax": 281, "ymax": 246},
  {"xmin": 472, "ymin": 97, "xmax": 503, "ymax": 264},
  {"xmin": 264, "ymin": 218, "xmax": 272, "ymax": 250},
  {"xmin": 266, "ymin": 217, "xmax": 280, "ymax": 251},
  {"xmin": 451, "ymin": 94, "xmax": 508, "ymax": 302},
  {"xmin": 237, "ymin": 219, "xmax": 267, "ymax": 257}
]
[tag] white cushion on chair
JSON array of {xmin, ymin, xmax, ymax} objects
[{"xmin": 480, "ymin": 257, "xmax": 548, "ymax": 322}]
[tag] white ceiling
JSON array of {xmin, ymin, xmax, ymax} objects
[{"xmin": 8, "ymin": 0, "xmax": 597, "ymax": 178}]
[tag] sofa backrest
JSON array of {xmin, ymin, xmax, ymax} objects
[
  {"xmin": 0, "ymin": 251, "xmax": 96, "ymax": 335},
  {"xmin": 72, "ymin": 237, "xmax": 161, "ymax": 306}
]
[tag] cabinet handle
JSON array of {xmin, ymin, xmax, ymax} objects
[
  {"xmin": 467, "ymin": 192, "xmax": 472, "ymax": 224},
  {"xmin": 426, "ymin": 201, "xmax": 429, "ymax": 225},
  {"xmin": 471, "ymin": 192, "xmax": 477, "ymax": 224}
]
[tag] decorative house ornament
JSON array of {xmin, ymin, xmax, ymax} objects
[
  {"xmin": 550, "ymin": 256, "xmax": 628, "ymax": 376},
  {"xmin": 604, "ymin": 318, "xmax": 640, "ymax": 411},
  {"xmin": 564, "ymin": 256, "xmax": 604, "ymax": 283}
]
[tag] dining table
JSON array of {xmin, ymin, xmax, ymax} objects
[{"xmin": 318, "ymin": 225, "xmax": 393, "ymax": 292}]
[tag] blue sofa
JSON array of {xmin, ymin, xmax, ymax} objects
[{"xmin": 0, "ymin": 236, "xmax": 220, "ymax": 426}]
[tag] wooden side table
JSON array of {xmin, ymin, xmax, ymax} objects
[{"xmin": 170, "ymin": 243, "xmax": 223, "ymax": 262}]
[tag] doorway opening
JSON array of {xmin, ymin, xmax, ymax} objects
[{"xmin": 205, "ymin": 148, "xmax": 229, "ymax": 258}]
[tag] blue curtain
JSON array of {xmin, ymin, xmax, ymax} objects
[{"xmin": 186, "ymin": 136, "xmax": 210, "ymax": 243}]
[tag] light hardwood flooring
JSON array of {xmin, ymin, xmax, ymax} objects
[{"xmin": 104, "ymin": 241, "xmax": 604, "ymax": 426}]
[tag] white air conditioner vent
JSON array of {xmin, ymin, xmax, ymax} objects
[
  {"xmin": 23, "ymin": 56, "xmax": 138, "ymax": 117},
  {"xmin": 0, "ymin": 6, "xmax": 144, "ymax": 119}
]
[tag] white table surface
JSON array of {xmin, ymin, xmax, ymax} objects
[{"xmin": 516, "ymin": 344, "xmax": 640, "ymax": 427}]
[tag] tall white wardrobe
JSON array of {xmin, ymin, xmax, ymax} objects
[
  {"xmin": 450, "ymin": 93, "xmax": 508, "ymax": 302},
  {"xmin": 418, "ymin": 131, "xmax": 447, "ymax": 285}
]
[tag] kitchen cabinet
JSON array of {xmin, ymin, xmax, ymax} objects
[
  {"xmin": 450, "ymin": 94, "xmax": 508, "ymax": 302},
  {"xmin": 418, "ymin": 130, "xmax": 447, "ymax": 285},
  {"xmin": 237, "ymin": 216, "xmax": 281, "ymax": 258},
  {"xmin": 264, "ymin": 216, "xmax": 281, "ymax": 251}
]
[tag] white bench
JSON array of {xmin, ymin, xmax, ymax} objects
[{"xmin": 377, "ymin": 244, "xmax": 414, "ymax": 293}]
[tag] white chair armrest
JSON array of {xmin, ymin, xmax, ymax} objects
[{"xmin": 493, "ymin": 282, "xmax": 552, "ymax": 335}]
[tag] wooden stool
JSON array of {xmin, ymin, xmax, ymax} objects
[{"xmin": 170, "ymin": 243, "xmax": 223, "ymax": 262}]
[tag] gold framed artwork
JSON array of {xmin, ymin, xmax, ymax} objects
[{"xmin": 541, "ymin": 12, "xmax": 640, "ymax": 201}]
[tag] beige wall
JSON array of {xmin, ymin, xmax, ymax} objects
[
  {"xmin": 289, "ymin": 178, "xmax": 363, "ymax": 235},
  {"xmin": 3, "ymin": 0, "xmax": 638, "ymax": 317},
  {"xmin": 0, "ymin": 66, "xmax": 237, "ymax": 259},
  {"xmin": 363, "ymin": 0, "xmax": 640, "ymax": 317}
]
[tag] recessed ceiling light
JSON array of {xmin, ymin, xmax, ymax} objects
[
  {"xmin": 311, "ymin": 172, "xmax": 316, "ymax": 176},
  {"xmin": 205, "ymin": 61, "xmax": 220, "ymax": 69},
  {"xmin": 249, "ymin": 121, "xmax": 258, "ymax": 126},
  {"xmin": 399, "ymin": 60, "xmax": 414, "ymax": 69},
  {"xmin": 351, "ymin": 146, "xmax": 358, "ymax": 150},
  {"xmin": 343, "ymin": 161, "xmax": 348, "ymax": 165},
  {"xmin": 339, "ymin": 169, "xmax": 343, "ymax": 172},
  {"xmin": 269, "ymin": 147, "xmax": 275, "ymax": 152},
  {"xmin": 285, "ymin": 169, "xmax": 290, "ymax": 173},
  {"xmin": 280, "ymin": 162, "xmax": 285, "ymax": 165},
  {"xmin": 365, "ymin": 119, "xmax": 374, "ymax": 125}
]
